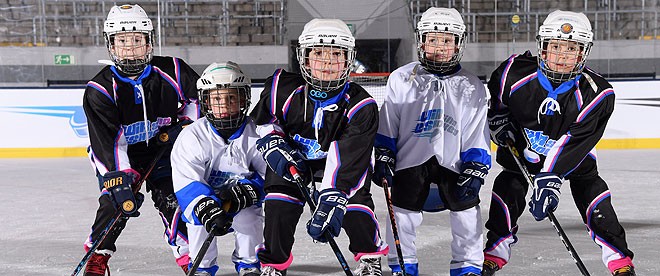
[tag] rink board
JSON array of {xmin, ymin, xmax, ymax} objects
[{"xmin": 1, "ymin": 80, "xmax": 660, "ymax": 157}]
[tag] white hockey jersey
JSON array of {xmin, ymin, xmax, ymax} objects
[
  {"xmin": 376, "ymin": 62, "xmax": 491, "ymax": 173},
  {"xmin": 172, "ymin": 116, "xmax": 267, "ymax": 224}
]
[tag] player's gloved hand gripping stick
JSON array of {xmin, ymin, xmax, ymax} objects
[
  {"xmin": 71, "ymin": 145, "xmax": 168, "ymax": 276},
  {"xmin": 505, "ymin": 140, "xmax": 590, "ymax": 276},
  {"xmin": 289, "ymin": 166, "xmax": 354, "ymax": 276},
  {"xmin": 72, "ymin": 120, "xmax": 190, "ymax": 276},
  {"xmin": 187, "ymin": 200, "xmax": 233, "ymax": 276}
]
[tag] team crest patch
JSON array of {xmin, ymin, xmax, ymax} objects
[
  {"xmin": 560, "ymin": 23, "xmax": 573, "ymax": 34},
  {"xmin": 122, "ymin": 200, "xmax": 135, "ymax": 212},
  {"xmin": 159, "ymin": 132, "xmax": 170, "ymax": 143}
]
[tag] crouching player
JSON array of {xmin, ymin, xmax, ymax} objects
[{"xmin": 172, "ymin": 62, "xmax": 265, "ymax": 276}]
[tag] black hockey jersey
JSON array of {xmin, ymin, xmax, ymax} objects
[
  {"xmin": 83, "ymin": 56, "xmax": 199, "ymax": 175},
  {"xmin": 250, "ymin": 69, "xmax": 379, "ymax": 197},
  {"xmin": 488, "ymin": 51, "xmax": 615, "ymax": 177}
]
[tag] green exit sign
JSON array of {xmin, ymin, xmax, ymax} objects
[{"xmin": 54, "ymin": 54, "xmax": 74, "ymax": 65}]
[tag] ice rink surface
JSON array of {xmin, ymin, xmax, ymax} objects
[{"xmin": 1, "ymin": 149, "xmax": 658, "ymax": 276}]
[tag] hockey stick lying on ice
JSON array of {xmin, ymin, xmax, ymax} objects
[
  {"xmin": 188, "ymin": 201, "xmax": 233, "ymax": 276},
  {"xmin": 505, "ymin": 141, "xmax": 591, "ymax": 276},
  {"xmin": 289, "ymin": 166, "xmax": 354, "ymax": 276},
  {"xmin": 381, "ymin": 179, "xmax": 408, "ymax": 276},
  {"xmin": 71, "ymin": 145, "xmax": 168, "ymax": 276}
]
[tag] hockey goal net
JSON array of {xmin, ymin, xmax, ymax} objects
[{"xmin": 349, "ymin": 73, "xmax": 390, "ymax": 107}]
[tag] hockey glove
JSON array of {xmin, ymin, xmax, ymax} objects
[
  {"xmin": 456, "ymin": 161, "xmax": 488, "ymax": 202},
  {"xmin": 194, "ymin": 197, "xmax": 233, "ymax": 236},
  {"xmin": 102, "ymin": 171, "xmax": 144, "ymax": 217},
  {"xmin": 489, "ymin": 113, "xmax": 516, "ymax": 147},
  {"xmin": 529, "ymin": 172, "xmax": 562, "ymax": 221},
  {"xmin": 256, "ymin": 133, "xmax": 308, "ymax": 182},
  {"xmin": 219, "ymin": 179, "xmax": 261, "ymax": 213},
  {"xmin": 373, "ymin": 147, "xmax": 396, "ymax": 187},
  {"xmin": 157, "ymin": 119, "xmax": 194, "ymax": 145},
  {"xmin": 307, "ymin": 188, "xmax": 348, "ymax": 243}
]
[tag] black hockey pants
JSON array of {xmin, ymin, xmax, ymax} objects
[
  {"xmin": 257, "ymin": 168, "xmax": 385, "ymax": 267},
  {"xmin": 484, "ymin": 168, "xmax": 634, "ymax": 267}
]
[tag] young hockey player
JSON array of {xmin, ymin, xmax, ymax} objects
[
  {"xmin": 250, "ymin": 18, "xmax": 388, "ymax": 276},
  {"xmin": 82, "ymin": 4, "xmax": 198, "ymax": 275},
  {"xmin": 172, "ymin": 61, "xmax": 264, "ymax": 276},
  {"xmin": 482, "ymin": 10, "xmax": 635, "ymax": 276},
  {"xmin": 374, "ymin": 7, "xmax": 490, "ymax": 276}
]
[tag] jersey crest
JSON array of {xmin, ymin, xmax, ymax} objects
[
  {"xmin": 121, "ymin": 117, "xmax": 172, "ymax": 144},
  {"xmin": 523, "ymin": 128, "xmax": 557, "ymax": 156},
  {"xmin": 207, "ymin": 170, "xmax": 244, "ymax": 190},
  {"xmin": 292, "ymin": 134, "xmax": 327, "ymax": 160},
  {"xmin": 412, "ymin": 108, "xmax": 459, "ymax": 141}
]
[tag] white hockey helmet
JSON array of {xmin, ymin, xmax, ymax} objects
[
  {"xmin": 416, "ymin": 7, "xmax": 467, "ymax": 73},
  {"xmin": 104, "ymin": 4, "xmax": 154, "ymax": 75},
  {"xmin": 537, "ymin": 10, "xmax": 594, "ymax": 82},
  {"xmin": 296, "ymin": 18, "xmax": 356, "ymax": 91},
  {"xmin": 197, "ymin": 61, "xmax": 252, "ymax": 130}
]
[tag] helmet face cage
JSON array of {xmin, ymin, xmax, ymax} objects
[
  {"xmin": 297, "ymin": 44, "xmax": 356, "ymax": 91},
  {"xmin": 415, "ymin": 7, "xmax": 467, "ymax": 73},
  {"xmin": 537, "ymin": 37, "xmax": 592, "ymax": 83},
  {"xmin": 105, "ymin": 31, "xmax": 154, "ymax": 75},
  {"xmin": 536, "ymin": 10, "xmax": 594, "ymax": 82},
  {"xmin": 416, "ymin": 30, "xmax": 466, "ymax": 73},
  {"xmin": 199, "ymin": 85, "xmax": 251, "ymax": 130}
]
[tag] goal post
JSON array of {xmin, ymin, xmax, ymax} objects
[{"xmin": 349, "ymin": 72, "xmax": 390, "ymax": 107}]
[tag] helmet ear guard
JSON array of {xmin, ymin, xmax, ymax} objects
[
  {"xmin": 103, "ymin": 4, "xmax": 154, "ymax": 75},
  {"xmin": 197, "ymin": 61, "xmax": 252, "ymax": 130},
  {"xmin": 296, "ymin": 18, "xmax": 356, "ymax": 91},
  {"xmin": 536, "ymin": 10, "xmax": 594, "ymax": 82},
  {"xmin": 415, "ymin": 7, "xmax": 466, "ymax": 73}
]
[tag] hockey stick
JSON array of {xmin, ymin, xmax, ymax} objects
[
  {"xmin": 187, "ymin": 201, "xmax": 233, "ymax": 276},
  {"xmin": 289, "ymin": 166, "xmax": 354, "ymax": 276},
  {"xmin": 71, "ymin": 146, "xmax": 168, "ymax": 276},
  {"xmin": 505, "ymin": 141, "xmax": 591, "ymax": 276},
  {"xmin": 381, "ymin": 179, "xmax": 408, "ymax": 276},
  {"xmin": 188, "ymin": 232, "xmax": 215, "ymax": 276}
]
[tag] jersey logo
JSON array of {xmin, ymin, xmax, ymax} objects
[
  {"xmin": 121, "ymin": 117, "xmax": 171, "ymax": 144},
  {"xmin": 292, "ymin": 134, "xmax": 327, "ymax": 160},
  {"xmin": 309, "ymin": 89, "xmax": 328, "ymax": 99},
  {"xmin": 208, "ymin": 171, "xmax": 243, "ymax": 190},
  {"xmin": 412, "ymin": 108, "xmax": 458, "ymax": 141},
  {"xmin": 523, "ymin": 128, "xmax": 558, "ymax": 156}
]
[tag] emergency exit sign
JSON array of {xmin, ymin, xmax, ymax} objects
[{"xmin": 54, "ymin": 54, "xmax": 74, "ymax": 65}]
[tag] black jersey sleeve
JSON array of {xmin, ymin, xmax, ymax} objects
[
  {"xmin": 487, "ymin": 54, "xmax": 518, "ymax": 131},
  {"xmin": 176, "ymin": 58, "xmax": 201, "ymax": 120},
  {"xmin": 542, "ymin": 80, "xmax": 615, "ymax": 176},
  {"xmin": 249, "ymin": 69, "xmax": 302, "ymax": 135},
  {"xmin": 83, "ymin": 78, "xmax": 130, "ymax": 173},
  {"xmin": 321, "ymin": 92, "xmax": 379, "ymax": 196},
  {"xmin": 250, "ymin": 72, "xmax": 280, "ymax": 126}
]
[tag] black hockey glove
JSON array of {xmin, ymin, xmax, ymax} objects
[
  {"xmin": 157, "ymin": 119, "xmax": 194, "ymax": 145},
  {"xmin": 456, "ymin": 162, "xmax": 488, "ymax": 202},
  {"xmin": 529, "ymin": 172, "xmax": 562, "ymax": 221},
  {"xmin": 489, "ymin": 113, "xmax": 516, "ymax": 147},
  {"xmin": 256, "ymin": 133, "xmax": 308, "ymax": 182},
  {"xmin": 194, "ymin": 197, "xmax": 233, "ymax": 236},
  {"xmin": 307, "ymin": 188, "xmax": 348, "ymax": 243},
  {"xmin": 102, "ymin": 171, "xmax": 144, "ymax": 217},
  {"xmin": 219, "ymin": 179, "xmax": 261, "ymax": 213},
  {"xmin": 373, "ymin": 147, "xmax": 396, "ymax": 187}
]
